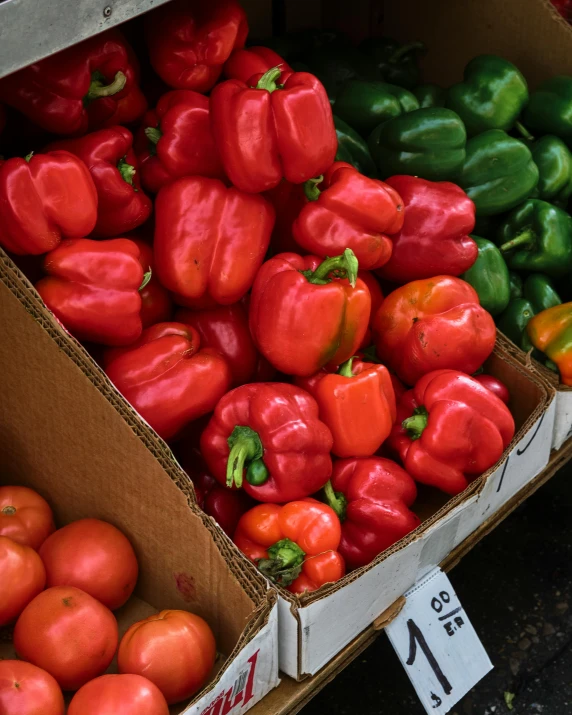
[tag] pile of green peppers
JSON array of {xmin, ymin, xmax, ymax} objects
[{"xmin": 268, "ymin": 29, "xmax": 572, "ymax": 364}]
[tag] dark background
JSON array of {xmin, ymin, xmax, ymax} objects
[{"xmin": 302, "ymin": 461, "xmax": 572, "ymax": 715}]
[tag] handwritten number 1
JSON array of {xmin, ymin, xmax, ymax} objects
[{"xmin": 406, "ymin": 619, "xmax": 452, "ymax": 696}]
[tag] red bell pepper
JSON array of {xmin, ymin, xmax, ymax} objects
[
  {"xmin": 296, "ymin": 357, "xmax": 396, "ymax": 458},
  {"xmin": 130, "ymin": 239, "xmax": 173, "ymax": 328},
  {"xmin": 181, "ymin": 445, "xmax": 253, "ymax": 537},
  {"xmin": 36, "ymin": 238, "xmax": 146, "ymax": 346},
  {"xmin": 373, "ymin": 275, "xmax": 496, "ymax": 385},
  {"xmin": 176, "ymin": 302, "xmax": 258, "ymax": 387},
  {"xmin": 211, "ymin": 67, "xmax": 337, "ymax": 193},
  {"xmin": 324, "ymin": 457, "xmax": 420, "ymax": 570},
  {"xmin": 224, "ymin": 46, "xmax": 293, "ymax": 83},
  {"xmin": 48, "ymin": 126, "xmax": 152, "ymax": 238},
  {"xmin": 250, "ymin": 250, "xmax": 371, "ymax": 377},
  {"xmin": 154, "ymin": 176, "xmax": 274, "ymax": 308},
  {"xmin": 473, "ymin": 374, "xmax": 510, "ymax": 404},
  {"xmin": 136, "ymin": 90, "xmax": 226, "ymax": 194},
  {"xmin": 389, "ymin": 370, "xmax": 515, "ymax": 495},
  {"xmin": 263, "ymin": 181, "xmax": 307, "ymax": 255},
  {"xmin": 0, "ymin": 151, "xmax": 98, "ymax": 256},
  {"xmin": 234, "ymin": 499, "xmax": 345, "ymax": 593},
  {"xmin": 145, "ymin": 0, "xmax": 248, "ymax": 92},
  {"xmin": 105, "ymin": 322, "xmax": 231, "ymax": 441},
  {"xmin": 200, "ymin": 383, "xmax": 334, "ymax": 503},
  {"xmin": 358, "ymin": 270, "xmax": 384, "ymax": 348},
  {"xmin": 293, "ymin": 161, "xmax": 404, "ymax": 270},
  {"xmin": 377, "ymin": 176, "xmax": 477, "ymax": 283},
  {"xmin": 0, "ymin": 30, "xmax": 145, "ymax": 136}
]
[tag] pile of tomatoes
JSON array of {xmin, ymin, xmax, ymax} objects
[{"xmin": 0, "ymin": 485, "xmax": 216, "ymax": 715}]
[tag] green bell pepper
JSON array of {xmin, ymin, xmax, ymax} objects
[
  {"xmin": 367, "ymin": 107, "xmax": 466, "ymax": 181},
  {"xmin": 523, "ymin": 76, "xmax": 572, "ymax": 147},
  {"xmin": 456, "ymin": 130, "xmax": 539, "ymax": 216},
  {"xmin": 461, "ymin": 236, "xmax": 510, "ymax": 316},
  {"xmin": 497, "ymin": 299, "xmax": 536, "ymax": 352},
  {"xmin": 509, "ymin": 271, "xmax": 523, "ymax": 299},
  {"xmin": 496, "ymin": 274, "xmax": 562, "ymax": 354},
  {"xmin": 523, "ymin": 273, "xmax": 563, "ymax": 313},
  {"xmin": 304, "ymin": 46, "xmax": 376, "ymax": 101},
  {"xmin": 414, "ymin": 84, "xmax": 447, "ymax": 108},
  {"xmin": 359, "ymin": 38, "xmax": 424, "ymax": 89},
  {"xmin": 446, "ymin": 55, "xmax": 528, "ymax": 137},
  {"xmin": 497, "ymin": 199, "xmax": 572, "ymax": 277},
  {"xmin": 334, "ymin": 115, "xmax": 378, "ymax": 178},
  {"xmin": 334, "ymin": 80, "xmax": 419, "ymax": 137},
  {"xmin": 528, "ymin": 134, "xmax": 572, "ymax": 208}
]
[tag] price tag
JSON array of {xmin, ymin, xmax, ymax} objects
[{"xmin": 385, "ymin": 567, "xmax": 492, "ymax": 714}]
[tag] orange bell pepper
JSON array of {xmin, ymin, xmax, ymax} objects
[
  {"xmin": 296, "ymin": 358, "xmax": 396, "ymax": 458},
  {"xmin": 527, "ymin": 302, "xmax": 572, "ymax": 385},
  {"xmin": 234, "ymin": 499, "xmax": 345, "ymax": 594}
]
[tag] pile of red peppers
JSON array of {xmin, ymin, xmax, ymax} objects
[{"xmin": 0, "ymin": 0, "xmax": 517, "ymax": 595}]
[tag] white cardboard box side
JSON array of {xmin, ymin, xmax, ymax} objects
[
  {"xmin": 295, "ymin": 539, "xmax": 424, "ymax": 677},
  {"xmin": 277, "ymin": 596, "xmax": 301, "ymax": 680},
  {"xmin": 417, "ymin": 494, "xmax": 479, "ymax": 578},
  {"xmin": 277, "ymin": 395, "xmax": 554, "ymax": 679},
  {"xmin": 187, "ymin": 602, "xmax": 280, "ymax": 715},
  {"xmin": 477, "ymin": 404, "xmax": 554, "ymax": 520},
  {"xmin": 553, "ymin": 390, "xmax": 572, "ymax": 450}
]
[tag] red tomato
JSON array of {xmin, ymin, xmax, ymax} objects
[
  {"xmin": 0, "ymin": 486, "xmax": 55, "ymax": 549},
  {"xmin": 0, "ymin": 660, "xmax": 64, "ymax": 715},
  {"xmin": 0, "ymin": 536, "xmax": 46, "ymax": 625},
  {"xmin": 118, "ymin": 610, "xmax": 216, "ymax": 704},
  {"xmin": 39, "ymin": 518, "xmax": 139, "ymax": 610},
  {"xmin": 14, "ymin": 586, "xmax": 118, "ymax": 691},
  {"xmin": 68, "ymin": 674, "xmax": 169, "ymax": 715}
]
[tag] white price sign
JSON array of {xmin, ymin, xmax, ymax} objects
[{"xmin": 386, "ymin": 568, "xmax": 492, "ymax": 714}]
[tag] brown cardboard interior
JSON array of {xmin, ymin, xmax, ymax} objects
[
  {"xmin": 257, "ymin": 0, "xmax": 572, "ymax": 89},
  {"xmin": 0, "ymin": 260, "xmax": 274, "ymax": 709}
]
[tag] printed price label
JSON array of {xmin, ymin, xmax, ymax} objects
[{"xmin": 386, "ymin": 568, "xmax": 492, "ymax": 714}]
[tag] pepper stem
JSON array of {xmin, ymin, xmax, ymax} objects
[
  {"xmin": 499, "ymin": 229, "xmax": 535, "ymax": 253},
  {"xmin": 1, "ymin": 505, "xmax": 16, "ymax": 516},
  {"xmin": 226, "ymin": 425, "xmax": 265, "ymax": 489},
  {"xmin": 144, "ymin": 126, "xmax": 163, "ymax": 145},
  {"xmin": 303, "ymin": 248, "xmax": 359, "ymax": 287},
  {"xmin": 257, "ymin": 538, "xmax": 305, "ymax": 586},
  {"xmin": 139, "ymin": 270, "xmax": 152, "ymax": 291},
  {"xmin": 390, "ymin": 41, "xmax": 425, "ymax": 63},
  {"xmin": 402, "ymin": 406, "xmax": 429, "ymax": 440},
  {"xmin": 304, "ymin": 176, "xmax": 323, "ymax": 201},
  {"xmin": 515, "ymin": 120, "xmax": 534, "ymax": 141},
  {"xmin": 337, "ymin": 357, "xmax": 355, "ymax": 377},
  {"xmin": 24, "ymin": 152, "xmax": 34, "ymax": 163},
  {"xmin": 323, "ymin": 481, "xmax": 347, "ymax": 522},
  {"xmin": 256, "ymin": 66, "xmax": 283, "ymax": 93},
  {"xmin": 117, "ymin": 156, "xmax": 136, "ymax": 186},
  {"xmin": 86, "ymin": 70, "xmax": 127, "ymax": 100}
]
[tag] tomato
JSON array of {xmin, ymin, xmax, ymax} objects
[
  {"xmin": 118, "ymin": 610, "xmax": 216, "ymax": 704},
  {"xmin": 0, "ymin": 485, "xmax": 55, "ymax": 550},
  {"xmin": 68, "ymin": 674, "xmax": 169, "ymax": 715},
  {"xmin": 0, "ymin": 660, "xmax": 64, "ymax": 715},
  {"xmin": 0, "ymin": 536, "xmax": 46, "ymax": 625},
  {"xmin": 14, "ymin": 586, "xmax": 118, "ymax": 691},
  {"xmin": 39, "ymin": 518, "xmax": 139, "ymax": 610}
]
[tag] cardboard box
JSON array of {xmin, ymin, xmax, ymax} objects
[
  {"xmin": 269, "ymin": 344, "xmax": 553, "ymax": 678},
  {"xmin": 0, "ymin": 250, "xmax": 280, "ymax": 714}
]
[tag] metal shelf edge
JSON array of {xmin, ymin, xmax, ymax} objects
[{"xmin": 0, "ymin": 0, "xmax": 172, "ymax": 79}]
